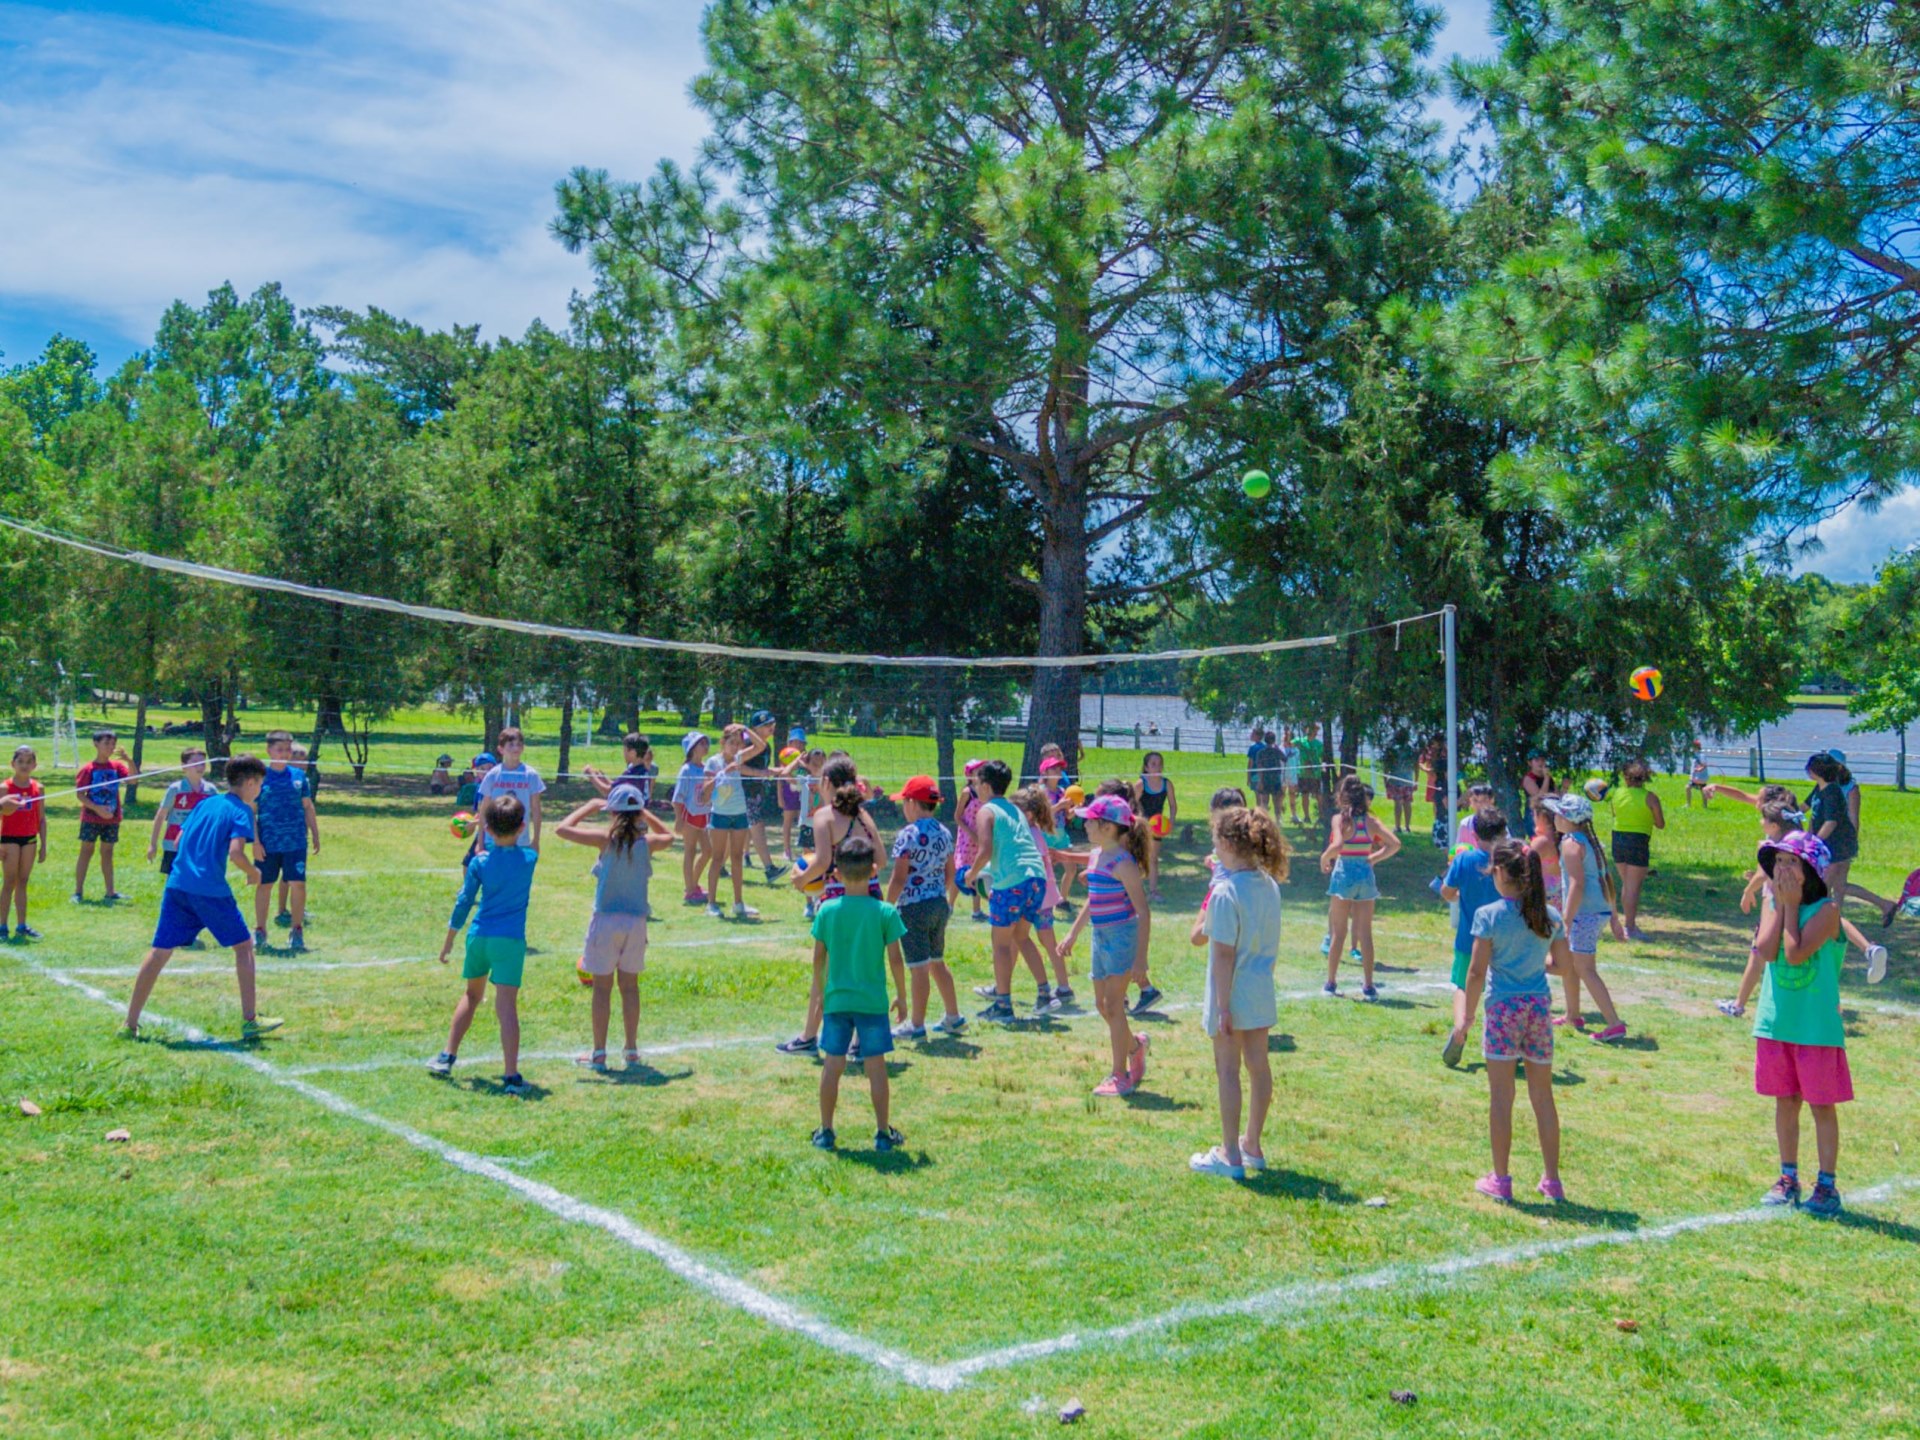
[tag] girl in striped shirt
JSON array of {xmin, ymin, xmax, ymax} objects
[{"xmin": 1056, "ymin": 794, "xmax": 1153, "ymax": 1096}]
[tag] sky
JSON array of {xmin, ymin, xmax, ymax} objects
[{"xmin": 0, "ymin": 1, "xmax": 1910, "ymax": 580}]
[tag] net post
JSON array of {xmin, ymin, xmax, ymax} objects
[{"xmin": 1443, "ymin": 605, "xmax": 1459, "ymax": 840}]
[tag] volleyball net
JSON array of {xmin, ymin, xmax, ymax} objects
[{"xmin": 0, "ymin": 516, "xmax": 1456, "ymax": 803}]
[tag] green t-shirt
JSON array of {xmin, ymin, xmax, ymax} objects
[
  {"xmin": 811, "ymin": 894, "xmax": 906, "ymax": 1016},
  {"xmin": 1297, "ymin": 737, "xmax": 1324, "ymax": 778},
  {"xmin": 1754, "ymin": 899, "xmax": 1846, "ymax": 1048},
  {"xmin": 982, "ymin": 796, "xmax": 1045, "ymax": 890}
]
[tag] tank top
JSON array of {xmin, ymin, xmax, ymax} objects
[
  {"xmin": 2, "ymin": 778, "xmax": 43, "ymax": 838},
  {"xmin": 983, "ymin": 796, "xmax": 1044, "ymax": 889},
  {"xmin": 1611, "ymin": 786, "xmax": 1654, "ymax": 836},
  {"xmin": 1139, "ymin": 777, "xmax": 1168, "ymax": 818},
  {"xmin": 1084, "ymin": 848, "xmax": 1137, "ymax": 926},
  {"xmin": 592, "ymin": 839, "xmax": 653, "ymax": 918},
  {"xmin": 1337, "ymin": 814, "xmax": 1374, "ymax": 860},
  {"xmin": 818, "ymin": 810, "xmax": 882, "ymax": 901},
  {"xmin": 1563, "ymin": 831, "xmax": 1611, "ymax": 916}
]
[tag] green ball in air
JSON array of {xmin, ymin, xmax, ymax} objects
[{"xmin": 1241, "ymin": 469, "xmax": 1271, "ymax": 499}]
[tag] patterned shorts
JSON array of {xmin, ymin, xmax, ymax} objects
[
  {"xmin": 1483, "ymin": 993, "xmax": 1554, "ymax": 1066},
  {"xmin": 988, "ymin": 876, "xmax": 1047, "ymax": 929}
]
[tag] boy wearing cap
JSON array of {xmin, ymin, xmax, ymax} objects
[
  {"xmin": 738, "ymin": 709, "xmax": 790, "ymax": 884},
  {"xmin": 778, "ymin": 728, "xmax": 809, "ymax": 861},
  {"xmin": 1751, "ymin": 831, "xmax": 1850, "ymax": 1216},
  {"xmin": 885, "ymin": 776, "xmax": 962, "ymax": 1038},
  {"xmin": 808, "ymin": 835, "xmax": 910, "ymax": 1151},
  {"xmin": 457, "ymin": 752, "xmax": 493, "ymax": 811},
  {"xmin": 671, "ymin": 732, "xmax": 714, "ymax": 904}
]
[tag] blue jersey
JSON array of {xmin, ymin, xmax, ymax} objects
[
  {"xmin": 450, "ymin": 846, "xmax": 538, "ymax": 940},
  {"xmin": 256, "ymin": 766, "xmax": 312, "ymax": 852},
  {"xmin": 165, "ymin": 794, "xmax": 256, "ymax": 899}
]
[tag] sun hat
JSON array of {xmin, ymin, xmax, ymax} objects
[
  {"xmin": 788, "ymin": 726, "xmax": 808, "ymax": 746},
  {"xmin": 892, "ymin": 775, "xmax": 941, "ymax": 806},
  {"xmin": 1075, "ymin": 794, "xmax": 1137, "ymax": 828},
  {"xmin": 1544, "ymin": 793, "xmax": 1593, "ymax": 824},
  {"xmin": 1758, "ymin": 830, "xmax": 1832, "ymax": 901},
  {"xmin": 962, "ymin": 757, "xmax": 987, "ymax": 777},
  {"xmin": 606, "ymin": 784, "xmax": 648, "ymax": 813},
  {"xmin": 1828, "ymin": 747, "xmax": 1848, "ymax": 765},
  {"xmin": 436, "ymin": 754, "xmax": 453, "ymax": 766},
  {"xmin": 681, "ymin": 731, "xmax": 709, "ymax": 757}
]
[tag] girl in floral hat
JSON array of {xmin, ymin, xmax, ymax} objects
[{"xmin": 1055, "ymin": 793, "xmax": 1152, "ymax": 1096}]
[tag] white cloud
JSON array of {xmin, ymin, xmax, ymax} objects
[
  {"xmin": 0, "ymin": 1, "xmax": 712, "ymax": 353},
  {"xmin": 1792, "ymin": 488, "xmax": 1920, "ymax": 583}
]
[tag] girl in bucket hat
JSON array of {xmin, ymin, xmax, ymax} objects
[
  {"xmin": 1750, "ymin": 829, "xmax": 1849, "ymax": 1216},
  {"xmin": 1544, "ymin": 793, "xmax": 1629, "ymax": 1043}
]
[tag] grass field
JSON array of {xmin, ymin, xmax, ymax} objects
[{"xmin": 6, "ymin": 770, "xmax": 1920, "ymax": 1437}]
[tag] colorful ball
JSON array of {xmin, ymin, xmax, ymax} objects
[
  {"xmin": 576, "ymin": 958, "xmax": 595, "ymax": 988},
  {"xmin": 1241, "ymin": 469, "xmax": 1272, "ymax": 499},
  {"xmin": 449, "ymin": 810, "xmax": 476, "ymax": 840},
  {"xmin": 1149, "ymin": 813, "xmax": 1173, "ymax": 839},
  {"xmin": 1629, "ymin": 666, "xmax": 1664, "ymax": 703},
  {"xmin": 1583, "ymin": 777, "xmax": 1611, "ymax": 803},
  {"xmin": 797, "ymin": 857, "xmax": 826, "ymax": 896},
  {"xmin": 779, "ymin": 745, "xmax": 802, "ymax": 764}
]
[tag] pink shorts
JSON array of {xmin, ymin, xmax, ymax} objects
[
  {"xmin": 580, "ymin": 914, "xmax": 648, "ymax": 976},
  {"xmin": 1754, "ymin": 1038, "xmax": 1852, "ymax": 1105}
]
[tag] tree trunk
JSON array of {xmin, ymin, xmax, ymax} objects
[
  {"xmin": 128, "ymin": 695, "xmax": 149, "ymax": 806},
  {"xmin": 557, "ymin": 691, "xmax": 576, "ymax": 780},
  {"xmin": 199, "ymin": 682, "xmax": 231, "ymax": 764},
  {"xmin": 1022, "ymin": 489, "xmax": 1089, "ymax": 780},
  {"xmin": 482, "ymin": 686, "xmax": 505, "ymax": 752}
]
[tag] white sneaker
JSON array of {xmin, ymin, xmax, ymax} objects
[
  {"xmin": 1867, "ymin": 944, "xmax": 1889, "ymax": 984},
  {"xmin": 705, "ymin": 903, "xmax": 723, "ymax": 919},
  {"xmin": 732, "ymin": 902, "xmax": 760, "ymax": 920},
  {"xmin": 1188, "ymin": 1148, "xmax": 1245, "ymax": 1180}
]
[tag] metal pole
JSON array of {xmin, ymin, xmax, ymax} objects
[
  {"xmin": 1098, "ymin": 669, "xmax": 1107, "ymax": 751},
  {"xmin": 1443, "ymin": 604, "xmax": 1459, "ymax": 844},
  {"xmin": 1755, "ymin": 727, "xmax": 1767, "ymax": 783}
]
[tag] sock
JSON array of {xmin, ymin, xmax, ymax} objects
[
  {"xmin": 1817, "ymin": 1170, "xmax": 1836, "ymax": 1189},
  {"xmin": 1781, "ymin": 1161, "xmax": 1799, "ymax": 1181}
]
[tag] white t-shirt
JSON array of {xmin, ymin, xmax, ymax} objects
[
  {"xmin": 705, "ymin": 754, "xmax": 747, "ymax": 817},
  {"xmin": 1202, "ymin": 866, "xmax": 1283, "ymax": 1035},
  {"xmin": 477, "ymin": 762, "xmax": 545, "ymax": 847},
  {"xmin": 671, "ymin": 762, "xmax": 710, "ymax": 816}
]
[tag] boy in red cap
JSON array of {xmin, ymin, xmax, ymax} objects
[{"xmin": 886, "ymin": 775, "xmax": 962, "ymax": 1038}]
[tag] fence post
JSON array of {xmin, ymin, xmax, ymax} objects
[
  {"xmin": 1900, "ymin": 727, "xmax": 1908, "ymax": 792},
  {"xmin": 1214, "ymin": 727, "xmax": 1224, "ymax": 754},
  {"xmin": 1172, "ymin": 726, "xmax": 1181, "ymax": 752}
]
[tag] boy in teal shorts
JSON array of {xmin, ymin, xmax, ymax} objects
[
  {"xmin": 430, "ymin": 796, "xmax": 538, "ymax": 1095},
  {"xmin": 808, "ymin": 836, "xmax": 910, "ymax": 1151}
]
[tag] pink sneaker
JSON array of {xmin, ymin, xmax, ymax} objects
[
  {"xmin": 1093, "ymin": 1073, "xmax": 1135, "ymax": 1098},
  {"xmin": 684, "ymin": 888, "xmax": 709, "ymax": 905},
  {"xmin": 1537, "ymin": 1178, "xmax": 1565, "ymax": 1201},
  {"xmin": 1551, "ymin": 1014, "xmax": 1586, "ymax": 1030},
  {"xmin": 1590, "ymin": 1023, "xmax": 1628, "ymax": 1044},
  {"xmin": 1127, "ymin": 1032, "xmax": 1149, "ymax": 1086},
  {"xmin": 1475, "ymin": 1173, "xmax": 1514, "ymax": 1203}
]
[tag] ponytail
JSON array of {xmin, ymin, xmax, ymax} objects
[
  {"xmin": 822, "ymin": 757, "xmax": 864, "ymax": 818},
  {"xmin": 1491, "ymin": 837, "xmax": 1551, "ymax": 938},
  {"xmin": 607, "ymin": 808, "xmax": 644, "ymax": 855},
  {"xmin": 1119, "ymin": 815, "xmax": 1150, "ymax": 868},
  {"xmin": 1338, "ymin": 774, "xmax": 1373, "ymax": 822}
]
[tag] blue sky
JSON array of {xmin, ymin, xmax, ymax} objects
[{"xmin": 1, "ymin": 1, "xmax": 1911, "ymax": 579}]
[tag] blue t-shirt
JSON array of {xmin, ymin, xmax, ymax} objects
[
  {"xmin": 889, "ymin": 818, "xmax": 953, "ymax": 906},
  {"xmin": 1471, "ymin": 898, "xmax": 1564, "ymax": 1003},
  {"xmin": 1445, "ymin": 846, "xmax": 1502, "ymax": 954},
  {"xmin": 165, "ymin": 794, "xmax": 256, "ymax": 899},
  {"xmin": 256, "ymin": 766, "xmax": 312, "ymax": 853},
  {"xmin": 449, "ymin": 846, "xmax": 538, "ymax": 939}
]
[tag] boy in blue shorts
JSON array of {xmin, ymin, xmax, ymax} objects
[
  {"xmin": 969, "ymin": 758, "xmax": 1051, "ymax": 1023},
  {"xmin": 808, "ymin": 836, "xmax": 909, "ymax": 1151},
  {"xmin": 122, "ymin": 755, "xmax": 279, "ymax": 1040},
  {"xmin": 430, "ymin": 796, "xmax": 538, "ymax": 1096},
  {"xmin": 252, "ymin": 730, "xmax": 319, "ymax": 952},
  {"xmin": 1440, "ymin": 808, "xmax": 1509, "ymax": 1067}
]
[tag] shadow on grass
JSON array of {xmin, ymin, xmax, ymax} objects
[
  {"xmin": 834, "ymin": 1146, "xmax": 935, "ymax": 1173},
  {"xmin": 1122, "ymin": 1090, "xmax": 1198, "ymax": 1113},
  {"xmin": 1835, "ymin": 1209, "xmax": 1920, "ymax": 1247},
  {"xmin": 1241, "ymin": 1167, "xmax": 1361, "ymax": 1205},
  {"xmin": 1510, "ymin": 1195, "xmax": 1641, "ymax": 1227},
  {"xmin": 460, "ymin": 1076, "xmax": 552, "ymax": 1102},
  {"xmin": 914, "ymin": 1036, "xmax": 983, "ymax": 1061},
  {"xmin": 583, "ymin": 1063, "xmax": 692, "ymax": 1088},
  {"xmin": 1268, "ymin": 1032, "xmax": 1296, "ymax": 1054},
  {"xmin": 1603, "ymin": 1034, "xmax": 1660, "ymax": 1052},
  {"xmin": 1363, "ymin": 996, "xmax": 1420, "ymax": 1011}
]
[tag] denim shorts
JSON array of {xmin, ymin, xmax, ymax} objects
[
  {"xmin": 989, "ymin": 876, "xmax": 1047, "ymax": 928},
  {"xmin": 1089, "ymin": 918, "xmax": 1140, "ymax": 980},
  {"xmin": 1327, "ymin": 858, "xmax": 1379, "ymax": 902},
  {"xmin": 710, "ymin": 811, "xmax": 749, "ymax": 833},
  {"xmin": 820, "ymin": 1011, "xmax": 893, "ymax": 1059},
  {"xmin": 1567, "ymin": 910, "xmax": 1608, "ymax": 955},
  {"xmin": 899, "ymin": 896, "xmax": 950, "ymax": 967}
]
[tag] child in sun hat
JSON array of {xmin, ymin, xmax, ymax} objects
[
  {"xmin": 1189, "ymin": 804, "xmax": 1289, "ymax": 1179},
  {"xmin": 1461, "ymin": 838, "xmax": 1575, "ymax": 1204},
  {"xmin": 1055, "ymin": 793, "xmax": 1152, "ymax": 1095},
  {"xmin": 1544, "ymin": 792, "xmax": 1628, "ymax": 1043},
  {"xmin": 1749, "ymin": 829, "xmax": 1849, "ymax": 1216},
  {"xmin": 885, "ymin": 775, "xmax": 962, "ymax": 1039}
]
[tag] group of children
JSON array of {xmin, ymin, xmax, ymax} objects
[{"xmin": 98, "ymin": 718, "xmax": 1913, "ymax": 1217}]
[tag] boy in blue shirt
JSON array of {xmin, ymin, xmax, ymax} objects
[
  {"xmin": 808, "ymin": 836, "xmax": 909, "ymax": 1151},
  {"xmin": 122, "ymin": 756, "xmax": 279, "ymax": 1040},
  {"xmin": 1440, "ymin": 808, "xmax": 1509, "ymax": 1067},
  {"xmin": 251, "ymin": 730, "xmax": 320, "ymax": 952},
  {"xmin": 430, "ymin": 796, "xmax": 538, "ymax": 1095}
]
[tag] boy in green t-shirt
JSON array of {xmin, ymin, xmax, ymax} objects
[{"xmin": 808, "ymin": 836, "xmax": 909, "ymax": 1152}]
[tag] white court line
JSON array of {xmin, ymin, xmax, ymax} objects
[
  {"xmin": 62, "ymin": 956, "xmax": 428, "ymax": 978},
  {"xmin": 19, "ymin": 956, "xmax": 1916, "ymax": 1391}
]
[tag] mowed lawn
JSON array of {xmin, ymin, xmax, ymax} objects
[{"xmin": 5, "ymin": 773, "xmax": 1920, "ymax": 1438}]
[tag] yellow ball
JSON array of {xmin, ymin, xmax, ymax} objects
[
  {"xmin": 1629, "ymin": 666, "xmax": 1664, "ymax": 703},
  {"xmin": 1149, "ymin": 813, "xmax": 1173, "ymax": 839}
]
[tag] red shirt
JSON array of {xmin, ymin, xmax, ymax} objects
[
  {"xmin": 75, "ymin": 758, "xmax": 132, "ymax": 821},
  {"xmin": 1, "ymin": 778, "xmax": 42, "ymax": 838}
]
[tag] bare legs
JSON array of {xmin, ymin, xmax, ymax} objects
[
  {"xmin": 1558, "ymin": 948, "xmax": 1621, "ymax": 1028},
  {"xmin": 1208, "ymin": 1027, "xmax": 1273, "ymax": 1168},
  {"xmin": 907, "ymin": 961, "xmax": 960, "ymax": 1028},
  {"xmin": 1487, "ymin": 1058, "xmax": 1560, "ymax": 1183},
  {"xmin": 707, "ymin": 829, "xmax": 750, "ymax": 909},
  {"xmin": 1616, "ymin": 862, "xmax": 1647, "ymax": 935},
  {"xmin": 589, "ymin": 970, "xmax": 641, "ymax": 1054},
  {"xmin": 1093, "ymin": 973, "xmax": 1136, "ymax": 1082},
  {"xmin": 0, "ymin": 843, "xmax": 36, "ymax": 927},
  {"xmin": 445, "ymin": 976, "xmax": 520, "ymax": 1075},
  {"xmin": 1776, "ymin": 1096, "xmax": 1839, "ymax": 1176},
  {"xmin": 1325, "ymin": 898, "xmax": 1375, "ymax": 989},
  {"xmin": 820, "ymin": 1053, "xmax": 889, "ymax": 1134},
  {"xmin": 124, "ymin": 937, "xmax": 260, "ymax": 1033}
]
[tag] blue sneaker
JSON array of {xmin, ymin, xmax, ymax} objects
[
  {"xmin": 288, "ymin": 929, "xmax": 307, "ymax": 954},
  {"xmin": 874, "ymin": 1127, "xmax": 904, "ymax": 1153},
  {"xmin": 1321, "ymin": 981, "xmax": 1338, "ymax": 997},
  {"xmin": 811, "ymin": 1127, "xmax": 836, "ymax": 1151},
  {"xmin": 1361, "ymin": 984, "xmax": 1379, "ymax": 1003},
  {"xmin": 14, "ymin": 924, "xmax": 39, "ymax": 940},
  {"xmin": 1320, "ymin": 934, "xmax": 1332, "ymax": 956},
  {"xmin": 501, "ymin": 1073, "xmax": 531, "ymax": 1097},
  {"xmin": 253, "ymin": 928, "xmax": 268, "ymax": 947},
  {"xmin": 976, "ymin": 997, "xmax": 1016, "ymax": 1024},
  {"xmin": 0, "ymin": 924, "xmax": 10, "ymax": 941},
  {"xmin": 1803, "ymin": 1182, "xmax": 1843, "ymax": 1218}
]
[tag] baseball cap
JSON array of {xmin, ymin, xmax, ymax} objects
[
  {"xmin": 473, "ymin": 751, "xmax": 497, "ymax": 768},
  {"xmin": 962, "ymin": 757, "xmax": 987, "ymax": 777},
  {"xmin": 1039, "ymin": 756, "xmax": 1067, "ymax": 773},
  {"xmin": 749, "ymin": 709, "xmax": 776, "ymax": 729},
  {"xmin": 606, "ymin": 783, "xmax": 648, "ymax": 813},
  {"xmin": 891, "ymin": 775, "xmax": 941, "ymax": 806},
  {"xmin": 1075, "ymin": 794, "xmax": 1137, "ymax": 828},
  {"xmin": 681, "ymin": 731, "xmax": 709, "ymax": 757},
  {"xmin": 788, "ymin": 726, "xmax": 808, "ymax": 746}
]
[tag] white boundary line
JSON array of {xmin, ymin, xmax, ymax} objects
[
  {"xmin": 61, "ymin": 956, "xmax": 429, "ymax": 977},
  {"xmin": 20, "ymin": 956, "xmax": 1914, "ymax": 1392}
]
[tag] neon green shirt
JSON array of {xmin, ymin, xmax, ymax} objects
[
  {"xmin": 1754, "ymin": 899, "xmax": 1846, "ymax": 1048},
  {"xmin": 1610, "ymin": 785, "xmax": 1655, "ymax": 837}
]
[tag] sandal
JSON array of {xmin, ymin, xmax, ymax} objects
[
  {"xmin": 623, "ymin": 1048, "xmax": 642, "ymax": 1066},
  {"xmin": 575, "ymin": 1049, "xmax": 608, "ymax": 1071}
]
